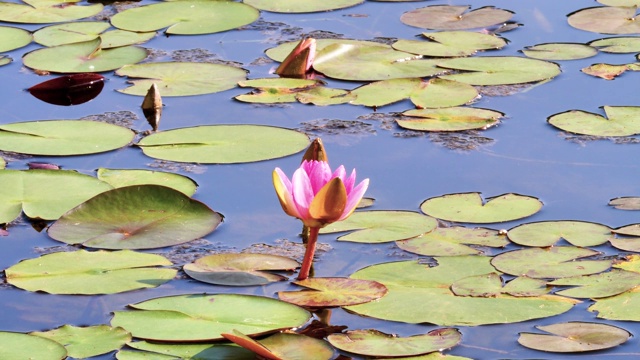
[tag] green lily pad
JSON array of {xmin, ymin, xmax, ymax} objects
[
  {"xmin": 31, "ymin": 325, "xmax": 131, "ymax": 359},
  {"xmin": 235, "ymin": 78, "xmax": 324, "ymax": 104},
  {"xmin": 111, "ymin": 1, "xmax": 259, "ymax": 35},
  {"xmin": 549, "ymin": 269, "xmax": 640, "ymax": 299},
  {"xmin": 599, "ymin": 0, "xmax": 640, "ymax": 5},
  {"xmin": 0, "ymin": 0, "xmax": 102, "ymax": 24},
  {"xmin": 266, "ymin": 39, "xmax": 386, "ymax": 62},
  {"xmin": 48, "ymin": 185, "xmax": 221, "ymax": 250},
  {"xmin": 589, "ymin": 286, "xmax": 640, "ymax": 320},
  {"xmin": 313, "ymin": 43, "xmax": 444, "ymax": 81},
  {"xmin": 0, "ymin": 331, "xmax": 66, "ymax": 359},
  {"xmin": 437, "ymin": 56, "xmax": 562, "ymax": 85},
  {"xmin": 96, "ymin": 168, "xmax": 197, "ymax": 196},
  {"xmin": 0, "ymin": 55, "xmax": 9, "ymax": 66},
  {"xmin": 223, "ymin": 330, "xmax": 334, "ymax": 360},
  {"xmin": 244, "ymin": 0, "xmax": 362, "ymax": 13},
  {"xmin": 23, "ymin": 38, "xmax": 147, "ymax": 73},
  {"xmin": 452, "ymin": 273, "xmax": 549, "ymax": 297},
  {"xmin": 518, "ymin": 322, "xmax": 631, "ymax": 353},
  {"xmin": 548, "ymin": 106, "xmax": 640, "ymax": 136},
  {"xmin": 278, "ymin": 277, "xmax": 387, "ymax": 307},
  {"xmin": 5, "ymin": 250, "xmax": 176, "ymax": 294},
  {"xmin": 568, "ymin": 6, "xmax": 640, "ymax": 34},
  {"xmin": 111, "ymin": 294, "xmax": 311, "ymax": 342},
  {"xmin": 589, "ymin": 37, "xmax": 640, "ymax": 53},
  {"xmin": 521, "ymin": 43, "xmax": 598, "ymax": 60},
  {"xmin": 609, "ymin": 197, "xmax": 640, "ymax": 210},
  {"xmin": 116, "ymin": 62, "xmax": 247, "ymax": 96},
  {"xmin": 319, "ymin": 210, "xmax": 437, "ymax": 243},
  {"xmin": 491, "ymin": 246, "xmax": 611, "ymax": 279},
  {"xmin": 0, "ymin": 25, "xmax": 31, "ymax": 52},
  {"xmin": 296, "ymin": 87, "xmax": 355, "ymax": 106},
  {"xmin": 137, "ymin": 125, "xmax": 310, "ymax": 164},
  {"xmin": 184, "ymin": 254, "xmax": 299, "ymax": 286},
  {"xmin": 393, "ymin": 31, "xmax": 507, "ymax": 57},
  {"xmin": 610, "ymin": 236, "xmax": 640, "ymax": 252},
  {"xmin": 125, "ymin": 340, "xmax": 254, "ymax": 360},
  {"xmin": 0, "ymin": 169, "xmax": 112, "ymax": 224},
  {"xmin": 0, "ymin": 157, "xmax": 5, "ymax": 169},
  {"xmin": 0, "ymin": 119, "xmax": 134, "ymax": 156},
  {"xmin": 400, "ymin": 5, "xmax": 514, "ymax": 30},
  {"xmin": 420, "ymin": 192, "xmax": 543, "ymax": 223},
  {"xmin": 613, "ymin": 224, "xmax": 640, "ymax": 236},
  {"xmin": 396, "ymin": 226, "xmax": 508, "ymax": 256},
  {"xmin": 507, "ymin": 221, "xmax": 613, "ymax": 247},
  {"xmin": 346, "ymin": 257, "xmax": 577, "ymax": 326},
  {"xmin": 398, "ymin": 107, "xmax": 503, "ymax": 132},
  {"xmin": 33, "ymin": 22, "xmax": 154, "ymax": 48},
  {"xmin": 328, "ymin": 328, "xmax": 461, "ymax": 358}
]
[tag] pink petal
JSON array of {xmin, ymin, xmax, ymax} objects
[
  {"xmin": 341, "ymin": 178, "xmax": 369, "ymax": 220},
  {"xmin": 343, "ymin": 169, "xmax": 356, "ymax": 193},
  {"xmin": 305, "ymin": 160, "xmax": 332, "ymax": 194},
  {"xmin": 291, "ymin": 166, "xmax": 314, "ymax": 219},
  {"xmin": 274, "ymin": 168, "xmax": 302, "ymax": 219}
]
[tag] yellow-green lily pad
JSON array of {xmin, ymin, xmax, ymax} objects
[
  {"xmin": 398, "ymin": 107, "xmax": 503, "ymax": 131},
  {"xmin": 393, "ymin": 31, "xmax": 507, "ymax": 57},
  {"xmin": 548, "ymin": 106, "xmax": 640, "ymax": 136},
  {"xmin": 0, "ymin": 331, "xmax": 66, "ymax": 360},
  {"xmin": 278, "ymin": 277, "xmax": 387, "ymax": 307},
  {"xmin": 396, "ymin": 226, "xmax": 508, "ymax": 256},
  {"xmin": 96, "ymin": 168, "xmax": 197, "ymax": 196},
  {"xmin": 31, "ymin": 325, "xmax": 131, "ymax": 359},
  {"xmin": 521, "ymin": 43, "xmax": 598, "ymax": 60},
  {"xmin": 400, "ymin": 5, "xmax": 514, "ymax": 30},
  {"xmin": 0, "ymin": 25, "xmax": 31, "ymax": 52},
  {"xmin": 507, "ymin": 220, "xmax": 613, "ymax": 247},
  {"xmin": 0, "ymin": 0, "xmax": 102, "ymax": 24},
  {"xmin": 33, "ymin": 21, "xmax": 154, "ymax": 48},
  {"xmin": 438, "ymin": 56, "xmax": 562, "ymax": 85},
  {"xmin": 518, "ymin": 322, "xmax": 631, "ymax": 353}
]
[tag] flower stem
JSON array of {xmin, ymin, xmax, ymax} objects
[{"xmin": 298, "ymin": 226, "xmax": 319, "ymax": 280}]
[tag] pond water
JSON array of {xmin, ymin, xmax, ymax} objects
[{"xmin": 3, "ymin": 0, "xmax": 640, "ymax": 358}]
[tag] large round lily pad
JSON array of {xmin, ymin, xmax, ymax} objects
[
  {"xmin": 111, "ymin": 294, "xmax": 311, "ymax": 342},
  {"xmin": 0, "ymin": 25, "xmax": 31, "ymax": 52},
  {"xmin": 0, "ymin": 119, "xmax": 134, "ymax": 156},
  {"xmin": 96, "ymin": 168, "xmax": 197, "ymax": 196},
  {"xmin": 48, "ymin": 185, "xmax": 221, "ymax": 249},
  {"xmin": 398, "ymin": 107, "xmax": 503, "ymax": 131},
  {"xmin": 111, "ymin": 1, "xmax": 259, "ymax": 35},
  {"xmin": 437, "ymin": 56, "xmax": 562, "ymax": 85},
  {"xmin": 568, "ymin": 6, "xmax": 640, "ymax": 34},
  {"xmin": 136, "ymin": 125, "xmax": 310, "ymax": 164},
  {"xmin": 243, "ymin": 0, "xmax": 363, "ymax": 13},
  {"xmin": 518, "ymin": 322, "xmax": 631, "ymax": 353},
  {"xmin": 507, "ymin": 220, "xmax": 612, "ymax": 247},
  {"xmin": 400, "ymin": 5, "xmax": 514, "ymax": 30},
  {"xmin": 0, "ymin": 0, "xmax": 102, "ymax": 24},
  {"xmin": 393, "ymin": 31, "xmax": 507, "ymax": 57},
  {"xmin": 5, "ymin": 250, "xmax": 176, "ymax": 294},
  {"xmin": 0, "ymin": 331, "xmax": 66, "ymax": 360},
  {"xmin": 548, "ymin": 106, "xmax": 640, "ymax": 136},
  {"xmin": 116, "ymin": 62, "xmax": 247, "ymax": 96},
  {"xmin": 420, "ymin": 192, "xmax": 543, "ymax": 223}
]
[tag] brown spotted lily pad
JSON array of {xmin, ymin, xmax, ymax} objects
[
  {"xmin": 278, "ymin": 278, "xmax": 387, "ymax": 307},
  {"xmin": 184, "ymin": 254, "xmax": 299, "ymax": 286}
]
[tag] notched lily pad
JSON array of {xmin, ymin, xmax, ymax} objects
[
  {"xmin": 398, "ymin": 107, "xmax": 503, "ymax": 132},
  {"xmin": 393, "ymin": 31, "xmax": 507, "ymax": 57},
  {"xmin": 420, "ymin": 192, "xmax": 543, "ymax": 223},
  {"xmin": 548, "ymin": 106, "xmax": 640, "ymax": 136},
  {"xmin": 278, "ymin": 277, "xmax": 387, "ymax": 307},
  {"xmin": 589, "ymin": 36, "xmax": 640, "ymax": 53},
  {"xmin": 0, "ymin": 0, "xmax": 102, "ymax": 24},
  {"xmin": 582, "ymin": 63, "xmax": 630, "ymax": 80},
  {"xmin": 327, "ymin": 328, "xmax": 461, "ymax": 358},
  {"xmin": 96, "ymin": 168, "xmax": 197, "ymax": 196},
  {"xmin": 396, "ymin": 226, "xmax": 508, "ymax": 256},
  {"xmin": 451, "ymin": 273, "xmax": 549, "ymax": 297},
  {"xmin": 0, "ymin": 25, "xmax": 32, "ymax": 52},
  {"xmin": 30, "ymin": 325, "xmax": 131, "ymax": 359},
  {"xmin": 0, "ymin": 331, "xmax": 66, "ymax": 360},
  {"xmin": 48, "ymin": 185, "xmax": 221, "ymax": 250},
  {"xmin": 401, "ymin": 5, "xmax": 514, "ymax": 30},
  {"xmin": 125, "ymin": 340, "xmax": 254, "ymax": 359},
  {"xmin": 568, "ymin": 6, "xmax": 640, "ymax": 34},
  {"xmin": 609, "ymin": 197, "xmax": 640, "ymax": 210},
  {"xmin": 33, "ymin": 21, "xmax": 154, "ymax": 48},
  {"xmin": 184, "ymin": 253, "xmax": 299, "ymax": 286},
  {"xmin": 437, "ymin": 56, "xmax": 561, "ymax": 85},
  {"xmin": 522, "ymin": 43, "xmax": 597, "ymax": 61},
  {"xmin": 5, "ymin": 250, "xmax": 176, "ymax": 294},
  {"xmin": 518, "ymin": 322, "xmax": 631, "ymax": 353},
  {"xmin": 549, "ymin": 269, "xmax": 640, "ymax": 299},
  {"xmin": 507, "ymin": 220, "xmax": 613, "ymax": 247}
]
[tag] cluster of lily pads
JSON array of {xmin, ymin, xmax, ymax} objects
[{"xmin": 3, "ymin": 0, "xmax": 640, "ymax": 358}]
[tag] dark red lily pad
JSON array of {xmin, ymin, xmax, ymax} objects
[{"xmin": 28, "ymin": 73, "xmax": 104, "ymax": 106}]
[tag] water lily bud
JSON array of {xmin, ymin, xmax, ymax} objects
[
  {"xmin": 275, "ymin": 38, "xmax": 316, "ymax": 78},
  {"xmin": 302, "ymin": 138, "xmax": 328, "ymax": 163}
]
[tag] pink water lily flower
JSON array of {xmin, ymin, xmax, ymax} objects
[{"xmin": 273, "ymin": 160, "xmax": 368, "ymax": 228}]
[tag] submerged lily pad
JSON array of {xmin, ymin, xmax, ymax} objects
[
  {"xmin": 347, "ymin": 257, "xmax": 577, "ymax": 326},
  {"xmin": 223, "ymin": 330, "xmax": 334, "ymax": 360},
  {"xmin": 507, "ymin": 221, "xmax": 613, "ymax": 247},
  {"xmin": 111, "ymin": 1, "xmax": 259, "ymax": 35},
  {"xmin": 548, "ymin": 106, "xmax": 640, "ymax": 136},
  {"xmin": 400, "ymin": 5, "xmax": 514, "ymax": 30},
  {"xmin": 521, "ymin": 43, "xmax": 598, "ymax": 61},
  {"xmin": 243, "ymin": 0, "xmax": 362, "ymax": 13},
  {"xmin": 0, "ymin": 0, "xmax": 102, "ymax": 24},
  {"xmin": 184, "ymin": 254, "xmax": 299, "ymax": 286},
  {"xmin": 23, "ymin": 38, "xmax": 147, "ymax": 73},
  {"xmin": 393, "ymin": 31, "xmax": 507, "ymax": 57},
  {"xmin": 396, "ymin": 226, "xmax": 508, "ymax": 256},
  {"xmin": 518, "ymin": 322, "xmax": 631, "ymax": 353},
  {"xmin": 96, "ymin": 168, "xmax": 197, "ymax": 196},
  {"xmin": 137, "ymin": 125, "xmax": 310, "ymax": 164},
  {"xmin": 31, "ymin": 325, "xmax": 131, "ymax": 359},
  {"xmin": 5, "ymin": 250, "xmax": 176, "ymax": 294},
  {"xmin": 116, "ymin": 62, "xmax": 247, "ymax": 96},
  {"xmin": 0, "ymin": 119, "xmax": 134, "ymax": 156},
  {"xmin": 420, "ymin": 192, "xmax": 543, "ymax": 223},
  {"xmin": 491, "ymin": 246, "xmax": 611, "ymax": 279},
  {"xmin": 568, "ymin": 6, "xmax": 640, "ymax": 34},
  {"xmin": 319, "ymin": 210, "xmax": 437, "ymax": 243},
  {"xmin": 437, "ymin": 56, "xmax": 561, "ymax": 85},
  {"xmin": 327, "ymin": 328, "xmax": 461, "ymax": 358},
  {"xmin": 278, "ymin": 278, "xmax": 387, "ymax": 307},
  {"xmin": 398, "ymin": 107, "xmax": 503, "ymax": 132},
  {"xmin": 0, "ymin": 25, "xmax": 31, "ymax": 52},
  {"xmin": 111, "ymin": 294, "xmax": 311, "ymax": 341},
  {"xmin": 0, "ymin": 331, "xmax": 66, "ymax": 360},
  {"xmin": 0, "ymin": 169, "xmax": 112, "ymax": 224},
  {"xmin": 48, "ymin": 185, "xmax": 221, "ymax": 250}
]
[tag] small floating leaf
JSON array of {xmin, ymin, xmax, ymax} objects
[
  {"xmin": 0, "ymin": 25, "xmax": 31, "ymax": 52},
  {"xmin": 31, "ymin": 325, "xmax": 131, "ymax": 359},
  {"xmin": 48, "ymin": 185, "xmax": 221, "ymax": 250},
  {"xmin": 137, "ymin": 125, "xmax": 310, "ymax": 164},
  {"xmin": 328, "ymin": 328, "xmax": 461, "ymax": 358},
  {"xmin": 507, "ymin": 221, "xmax": 612, "ymax": 247},
  {"xmin": 398, "ymin": 107, "xmax": 503, "ymax": 132},
  {"xmin": 581, "ymin": 63, "xmax": 629, "ymax": 80},
  {"xmin": 0, "ymin": 0, "xmax": 102, "ymax": 24},
  {"xmin": 491, "ymin": 246, "xmax": 611, "ymax": 279},
  {"xmin": 0, "ymin": 331, "xmax": 66, "ymax": 360},
  {"xmin": 609, "ymin": 197, "xmax": 640, "ymax": 210},
  {"xmin": 0, "ymin": 119, "xmax": 134, "ymax": 156},
  {"xmin": 521, "ymin": 43, "xmax": 597, "ymax": 61},
  {"xmin": 28, "ymin": 73, "xmax": 105, "ymax": 105},
  {"xmin": 438, "ymin": 56, "xmax": 561, "ymax": 85},
  {"xmin": 548, "ymin": 106, "xmax": 640, "ymax": 136},
  {"xmin": 244, "ymin": 0, "xmax": 363, "ymax": 13},
  {"xmin": 278, "ymin": 278, "xmax": 387, "ymax": 307},
  {"xmin": 5, "ymin": 250, "xmax": 176, "ymax": 294},
  {"xmin": 111, "ymin": 294, "xmax": 311, "ymax": 342},
  {"xmin": 518, "ymin": 322, "xmax": 631, "ymax": 352},
  {"xmin": 96, "ymin": 168, "xmax": 197, "ymax": 196},
  {"xmin": 319, "ymin": 210, "xmax": 437, "ymax": 243},
  {"xmin": 549, "ymin": 269, "xmax": 640, "ymax": 298},
  {"xmin": 184, "ymin": 254, "xmax": 299, "ymax": 286},
  {"xmin": 111, "ymin": 1, "xmax": 259, "ymax": 35},
  {"xmin": 396, "ymin": 226, "xmax": 508, "ymax": 256},
  {"xmin": 589, "ymin": 36, "xmax": 640, "ymax": 53},
  {"xmin": 400, "ymin": 5, "xmax": 514, "ymax": 30},
  {"xmin": 420, "ymin": 192, "xmax": 543, "ymax": 223}
]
